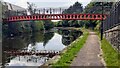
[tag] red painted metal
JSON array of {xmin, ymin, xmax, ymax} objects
[{"xmin": 4, "ymin": 14, "xmax": 107, "ymax": 22}]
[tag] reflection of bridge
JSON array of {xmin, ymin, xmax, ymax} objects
[
  {"xmin": 4, "ymin": 50, "xmax": 60, "ymax": 56},
  {"xmin": 3, "ymin": 14, "xmax": 107, "ymax": 22}
]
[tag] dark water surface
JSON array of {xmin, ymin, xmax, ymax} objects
[{"xmin": 2, "ymin": 29, "xmax": 82, "ymax": 67}]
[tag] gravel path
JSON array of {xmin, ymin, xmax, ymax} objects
[{"xmin": 71, "ymin": 32, "xmax": 104, "ymax": 66}]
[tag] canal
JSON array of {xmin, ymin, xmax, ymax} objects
[{"xmin": 2, "ymin": 28, "xmax": 82, "ymax": 67}]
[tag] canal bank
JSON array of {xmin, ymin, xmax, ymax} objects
[
  {"xmin": 42, "ymin": 28, "xmax": 89, "ymax": 66},
  {"xmin": 101, "ymin": 38, "xmax": 119, "ymax": 67}
]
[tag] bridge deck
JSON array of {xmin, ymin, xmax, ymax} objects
[{"xmin": 3, "ymin": 14, "xmax": 107, "ymax": 22}]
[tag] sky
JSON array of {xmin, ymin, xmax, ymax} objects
[{"xmin": 4, "ymin": 0, "xmax": 92, "ymax": 8}]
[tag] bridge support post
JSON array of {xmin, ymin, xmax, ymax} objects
[{"xmin": 101, "ymin": 2, "xmax": 104, "ymax": 40}]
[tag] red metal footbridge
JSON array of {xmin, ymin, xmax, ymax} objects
[{"xmin": 3, "ymin": 14, "xmax": 107, "ymax": 22}]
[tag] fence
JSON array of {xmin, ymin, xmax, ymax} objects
[
  {"xmin": 103, "ymin": 1, "xmax": 120, "ymax": 51},
  {"xmin": 103, "ymin": 1, "xmax": 120, "ymax": 31}
]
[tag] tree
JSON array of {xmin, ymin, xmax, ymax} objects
[
  {"xmin": 61, "ymin": 1, "xmax": 83, "ymax": 27},
  {"xmin": 43, "ymin": 20, "xmax": 54, "ymax": 30},
  {"xmin": 62, "ymin": 1, "xmax": 83, "ymax": 14},
  {"xmin": 27, "ymin": 2, "xmax": 37, "ymax": 15}
]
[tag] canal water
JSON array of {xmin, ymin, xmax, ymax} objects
[{"xmin": 2, "ymin": 29, "xmax": 82, "ymax": 67}]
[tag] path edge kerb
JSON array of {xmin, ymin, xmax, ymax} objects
[{"xmin": 97, "ymin": 34, "xmax": 106, "ymax": 67}]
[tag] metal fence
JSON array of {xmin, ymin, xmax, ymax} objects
[{"xmin": 103, "ymin": 1, "xmax": 120, "ymax": 31}]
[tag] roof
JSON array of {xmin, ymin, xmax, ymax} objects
[{"xmin": 2, "ymin": 2, "xmax": 26, "ymax": 11}]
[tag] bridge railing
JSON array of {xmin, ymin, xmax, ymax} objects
[
  {"xmin": 5, "ymin": 8, "xmax": 67, "ymax": 17},
  {"xmin": 103, "ymin": 1, "xmax": 120, "ymax": 32}
]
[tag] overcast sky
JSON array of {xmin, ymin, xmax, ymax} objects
[{"xmin": 4, "ymin": 0, "xmax": 91, "ymax": 8}]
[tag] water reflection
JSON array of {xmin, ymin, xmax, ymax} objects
[
  {"xmin": 2, "ymin": 29, "xmax": 82, "ymax": 67},
  {"xmin": 6, "ymin": 56, "xmax": 48, "ymax": 66},
  {"xmin": 58, "ymin": 29, "xmax": 83, "ymax": 45}
]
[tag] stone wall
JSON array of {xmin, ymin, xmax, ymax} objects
[{"xmin": 104, "ymin": 25, "xmax": 120, "ymax": 51}]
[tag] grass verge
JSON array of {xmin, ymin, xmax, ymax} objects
[
  {"xmin": 101, "ymin": 38, "xmax": 119, "ymax": 67},
  {"xmin": 96, "ymin": 31, "xmax": 119, "ymax": 67},
  {"xmin": 51, "ymin": 29, "xmax": 89, "ymax": 67}
]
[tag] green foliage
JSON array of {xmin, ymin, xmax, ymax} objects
[
  {"xmin": 62, "ymin": 20, "xmax": 70, "ymax": 27},
  {"xmin": 57, "ymin": 1, "xmax": 83, "ymax": 27},
  {"xmin": 71, "ymin": 20, "xmax": 80, "ymax": 27},
  {"xmin": 83, "ymin": 2, "xmax": 113, "ymax": 13},
  {"xmin": 43, "ymin": 20, "xmax": 54, "ymax": 30},
  {"xmin": 82, "ymin": 2, "xmax": 113, "ymax": 30},
  {"xmin": 33, "ymin": 32, "xmax": 44, "ymax": 42},
  {"xmin": 56, "ymin": 21, "xmax": 62, "ymax": 27},
  {"xmin": 23, "ymin": 22, "xmax": 32, "ymax": 32},
  {"xmin": 94, "ymin": 20, "xmax": 101, "ymax": 31},
  {"xmin": 34, "ymin": 21, "xmax": 44, "ymax": 31},
  {"xmin": 3, "ymin": 20, "xmax": 55, "ymax": 36},
  {"xmin": 63, "ymin": 2, "xmax": 83, "ymax": 14},
  {"xmin": 80, "ymin": 20, "xmax": 98, "ymax": 30},
  {"xmin": 83, "ymin": 2, "xmax": 95, "ymax": 13}
]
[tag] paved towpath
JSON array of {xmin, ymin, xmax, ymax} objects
[{"xmin": 71, "ymin": 31, "xmax": 104, "ymax": 66}]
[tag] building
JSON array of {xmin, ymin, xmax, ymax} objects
[
  {"xmin": 2, "ymin": 2, "xmax": 26, "ymax": 17},
  {"xmin": 2, "ymin": 2, "xmax": 26, "ymax": 11},
  {"xmin": 1, "ymin": 1, "xmax": 26, "ymax": 21}
]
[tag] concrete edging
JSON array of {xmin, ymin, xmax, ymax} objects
[{"xmin": 97, "ymin": 36, "xmax": 106, "ymax": 67}]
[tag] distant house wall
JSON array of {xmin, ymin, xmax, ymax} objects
[
  {"xmin": 3, "ymin": 2, "xmax": 26, "ymax": 11},
  {"xmin": 0, "ymin": 1, "xmax": 2, "ymax": 23},
  {"xmin": 0, "ymin": 0, "xmax": 2, "ymax": 66}
]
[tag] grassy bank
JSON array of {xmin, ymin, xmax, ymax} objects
[
  {"xmin": 101, "ymin": 38, "xmax": 119, "ymax": 67},
  {"xmin": 51, "ymin": 29, "xmax": 89, "ymax": 67},
  {"xmin": 96, "ymin": 31, "xmax": 119, "ymax": 67}
]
